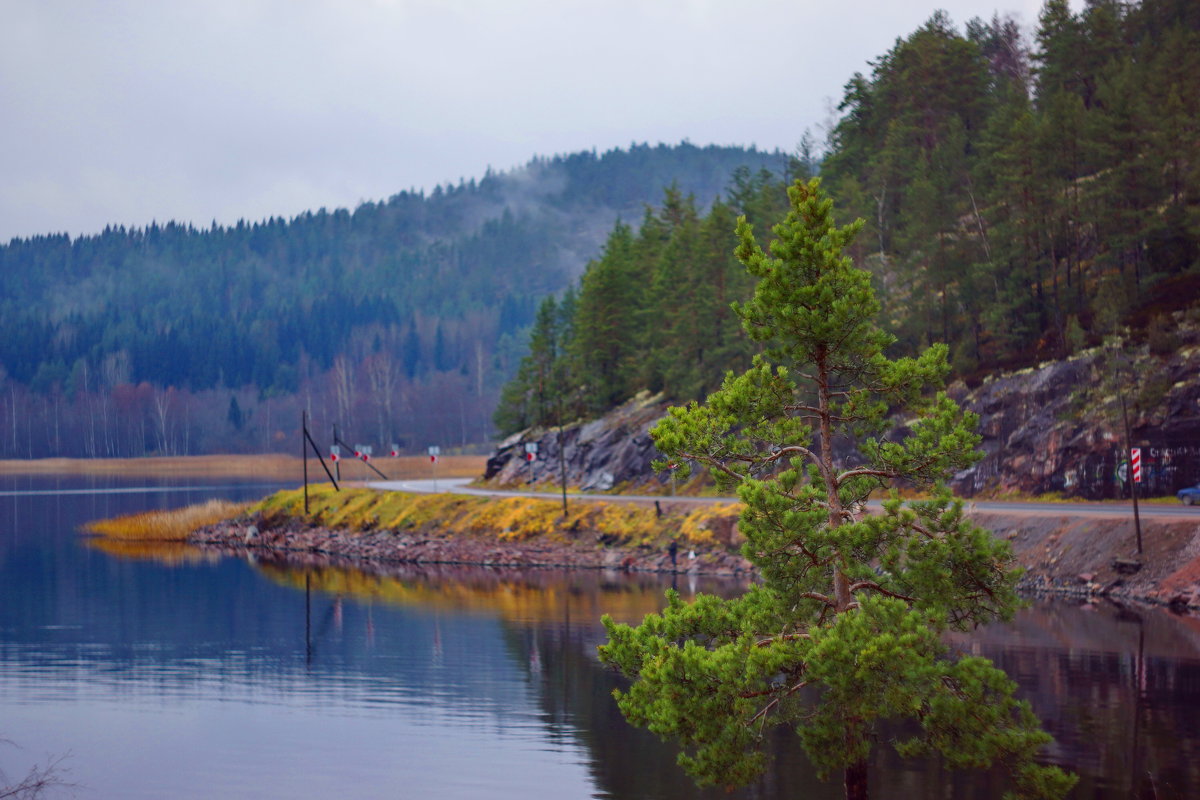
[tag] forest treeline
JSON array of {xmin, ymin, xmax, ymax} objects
[
  {"xmin": 0, "ymin": 143, "xmax": 785, "ymax": 457},
  {"xmin": 494, "ymin": 0, "xmax": 1200, "ymax": 435}
]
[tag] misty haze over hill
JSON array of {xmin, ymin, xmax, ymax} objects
[{"xmin": 0, "ymin": 142, "xmax": 787, "ymax": 458}]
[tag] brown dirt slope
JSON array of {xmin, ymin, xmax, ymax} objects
[{"xmin": 975, "ymin": 510, "xmax": 1200, "ymax": 609}]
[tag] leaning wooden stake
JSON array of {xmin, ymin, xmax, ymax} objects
[{"xmin": 301, "ymin": 410, "xmax": 340, "ymax": 516}]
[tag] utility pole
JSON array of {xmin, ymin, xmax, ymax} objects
[
  {"xmin": 303, "ymin": 410, "xmax": 310, "ymax": 514},
  {"xmin": 557, "ymin": 396, "xmax": 568, "ymax": 517},
  {"xmin": 1119, "ymin": 391, "xmax": 1144, "ymax": 554}
]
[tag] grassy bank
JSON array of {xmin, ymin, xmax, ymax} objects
[
  {"xmin": 80, "ymin": 483, "xmax": 744, "ymax": 553},
  {"xmin": 256, "ymin": 484, "xmax": 743, "ymax": 549}
]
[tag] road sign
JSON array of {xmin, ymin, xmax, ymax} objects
[
  {"xmin": 330, "ymin": 445, "xmax": 341, "ymax": 462},
  {"xmin": 1131, "ymin": 447, "xmax": 1142, "ymax": 483},
  {"xmin": 389, "ymin": 444, "xmax": 399, "ymax": 457}
]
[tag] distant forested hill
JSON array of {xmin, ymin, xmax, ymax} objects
[{"xmin": 0, "ymin": 142, "xmax": 786, "ymax": 457}]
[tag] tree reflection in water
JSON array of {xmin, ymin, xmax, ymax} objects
[{"xmin": 247, "ymin": 554, "xmax": 1200, "ymax": 800}]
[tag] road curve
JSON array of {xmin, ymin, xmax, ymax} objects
[{"xmin": 368, "ymin": 479, "xmax": 1198, "ymax": 520}]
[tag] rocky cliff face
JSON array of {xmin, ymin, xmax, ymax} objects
[
  {"xmin": 485, "ymin": 391, "xmax": 672, "ymax": 492},
  {"xmin": 487, "ymin": 326, "xmax": 1200, "ymax": 500},
  {"xmin": 950, "ymin": 336, "xmax": 1200, "ymax": 499}
]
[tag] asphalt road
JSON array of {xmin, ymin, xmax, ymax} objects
[{"xmin": 368, "ymin": 478, "xmax": 1199, "ymax": 520}]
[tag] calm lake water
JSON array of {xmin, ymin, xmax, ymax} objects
[{"xmin": 2, "ymin": 475, "xmax": 1199, "ymax": 799}]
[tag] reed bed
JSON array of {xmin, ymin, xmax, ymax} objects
[
  {"xmin": 0, "ymin": 453, "xmax": 487, "ymax": 480},
  {"xmin": 84, "ymin": 498, "xmax": 250, "ymax": 541}
]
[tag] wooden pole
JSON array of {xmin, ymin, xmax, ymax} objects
[
  {"xmin": 1119, "ymin": 391, "xmax": 1143, "ymax": 555},
  {"xmin": 558, "ymin": 397, "xmax": 568, "ymax": 518},
  {"xmin": 302, "ymin": 410, "xmax": 309, "ymax": 514}
]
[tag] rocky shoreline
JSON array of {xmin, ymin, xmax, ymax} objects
[
  {"xmin": 189, "ymin": 502, "xmax": 1200, "ymax": 613},
  {"xmin": 977, "ymin": 510, "xmax": 1200, "ymax": 612},
  {"xmin": 190, "ymin": 510, "xmax": 754, "ymax": 576}
]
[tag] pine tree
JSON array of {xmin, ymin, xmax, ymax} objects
[
  {"xmin": 640, "ymin": 188, "xmax": 703, "ymax": 396},
  {"xmin": 599, "ymin": 180, "xmax": 1076, "ymax": 800},
  {"xmin": 571, "ymin": 222, "xmax": 642, "ymax": 413},
  {"xmin": 491, "ymin": 293, "xmax": 576, "ymax": 435}
]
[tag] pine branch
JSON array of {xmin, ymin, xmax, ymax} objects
[
  {"xmin": 836, "ymin": 466, "xmax": 899, "ymax": 485},
  {"xmin": 755, "ymin": 633, "xmax": 811, "ymax": 647},
  {"xmin": 847, "ymin": 580, "xmax": 917, "ymax": 603}
]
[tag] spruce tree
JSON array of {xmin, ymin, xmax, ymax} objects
[
  {"xmin": 599, "ymin": 179, "xmax": 1076, "ymax": 800},
  {"xmin": 571, "ymin": 222, "xmax": 642, "ymax": 412},
  {"xmin": 491, "ymin": 292, "xmax": 577, "ymax": 435}
]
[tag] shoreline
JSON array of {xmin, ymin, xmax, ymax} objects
[
  {"xmin": 189, "ymin": 486, "xmax": 751, "ymax": 577},
  {"xmin": 191, "ymin": 520, "xmax": 752, "ymax": 576},
  {"xmin": 182, "ymin": 487, "xmax": 1200, "ymax": 613}
]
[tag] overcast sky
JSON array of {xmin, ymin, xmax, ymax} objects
[{"xmin": 0, "ymin": 0, "xmax": 1075, "ymax": 242}]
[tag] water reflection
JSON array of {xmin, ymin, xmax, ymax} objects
[
  {"xmin": 3, "ymin": 478, "xmax": 1200, "ymax": 798},
  {"xmin": 254, "ymin": 556, "xmax": 750, "ymax": 626},
  {"xmin": 965, "ymin": 605, "xmax": 1200, "ymax": 798},
  {"xmin": 252, "ymin": 555, "xmax": 1200, "ymax": 799},
  {"xmin": 83, "ymin": 536, "xmax": 224, "ymax": 565}
]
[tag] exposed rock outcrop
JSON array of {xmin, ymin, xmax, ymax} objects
[
  {"xmin": 485, "ymin": 391, "xmax": 672, "ymax": 492},
  {"xmin": 951, "ymin": 338, "xmax": 1200, "ymax": 499}
]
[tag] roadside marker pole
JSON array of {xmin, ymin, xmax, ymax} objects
[
  {"xmin": 428, "ymin": 446, "xmax": 441, "ymax": 492},
  {"xmin": 524, "ymin": 442, "xmax": 538, "ymax": 484}
]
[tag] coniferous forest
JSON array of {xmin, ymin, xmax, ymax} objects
[
  {"xmin": 494, "ymin": 0, "xmax": 1200, "ymax": 435},
  {"xmin": 0, "ymin": 143, "xmax": 785, "ymax": 457}
]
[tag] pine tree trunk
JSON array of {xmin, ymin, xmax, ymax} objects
[{"xmin": 844, "ymin": 759, "xmax": 869, "ymax": 800}]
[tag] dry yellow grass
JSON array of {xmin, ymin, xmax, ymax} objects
[
  {"xmin": 0, "ymin": 453, "xmax": 486, "ymax": 480},
  {"xmin": 84, "ymin": 498, "xmax": 251, "ymax": 541},
  {"xmin": 256, "ymin": 485, "xmax": 743, "ymax": 549}
]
